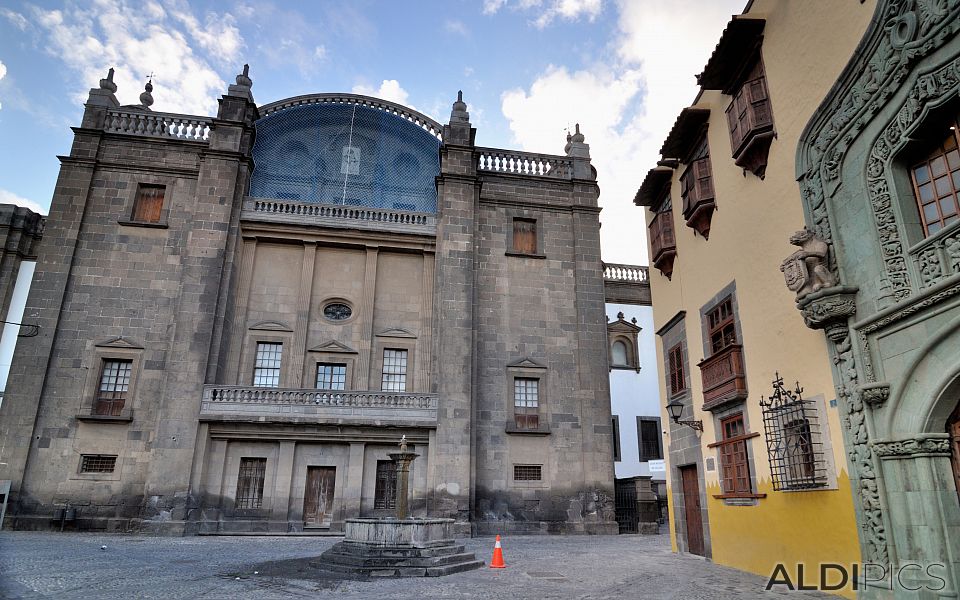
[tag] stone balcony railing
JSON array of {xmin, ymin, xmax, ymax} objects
[
  {"xmin": 104, "ymin": 109, "xmax": 211, "ymax": 141},
  {"xmin": 476, "ymin": 148, "xmax": 573, "ymax": 179},
  {"xmin": 240, "ymin": 198, "xmax": 437, "ymax": 235},
  {"xmin": 603, "ymin": 263, "xmax": 649, "ymax": 283},
  {"xmin": 199, "ymin": 385, "xmax": 439, "ymax": 426}
]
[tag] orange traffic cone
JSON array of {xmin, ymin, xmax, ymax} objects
[{"xmin": 490, "ymin": 534, "xmax": 506, "ymax": 568}]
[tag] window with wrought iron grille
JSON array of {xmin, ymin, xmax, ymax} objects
[
  {"xmin": 380, "ymin": 349, "xmax": 408, "ymax": 392},
  {"xmin": 316, "ymin": 363, "xmax": 346, "ymax": 390},
  {"xmin": 910, "ymin": 117, "xmax": 960, "ymax": 236},
  {"xmin": 760, "ymin": 374, "xmax": 828, "ymax": 491},
  {"xmin": 513, "ymin": 377, "xmax": 540, "ymax": 429},
  {"xmin": 668, "ymin": 344, "xmax": 685, "ymax": 395},
  {"xmin": 80, "ymin": 454, "xmax": 117, "ymax": 474},
  {"xmin": 706, "ymin": 297, "xmax": 737, "ymax": 355},
  {"xmin": 374, "ymin": 460, "xmax": 397, "ymax": 510},
  {"xmin": 235, "ymin": 457, "xmax": 267, "ymax": 509},
  {"xmin": 253, "ymin": 342, "xmax": 282, "ymax": 387},
  {"xmin": 95, "ymin": 359, "xmax": 132, "ymax": 416},
  {"xmin": 714, "ymin": 413, "xmax": 756, "ymax": 497},
  {"xmin": 131, "ymin": 184, "xmax": 165, "ymax": 223},
  {"xmin": 513, "ymin": 464, "xmax": 542, "ymax": 481}
]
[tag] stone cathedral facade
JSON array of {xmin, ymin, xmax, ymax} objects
[{"xmin": 0, "ymin": 67, "xmax": 617, "ymax": 535}]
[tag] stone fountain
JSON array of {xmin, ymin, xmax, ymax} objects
[{"xmin": 315, "ymin": 436, "xmax": 483, "ymax": 577}]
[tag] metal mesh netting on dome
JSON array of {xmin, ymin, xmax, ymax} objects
[{"xmin": 249, "ymin": 102, "xmax": 440, "ymax": 213}]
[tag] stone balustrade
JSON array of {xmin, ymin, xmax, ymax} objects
[
  {"xmin": 240, "ymin": 198, "xmax": 437, "ymax": 234},
  {"xmin": 200, "ymin": 385, "xmax": 439, "ymax": 426},
  {"xmin": 603, "ymin": 263, "xmax": 649, "ymax": 283},
  {"xmin": 104, "ymin": 110, "xmax": 211, "ymax": 141},
  {"xmin": 476, "ymin": 148, "xmax": 573, "ymax": 179}
]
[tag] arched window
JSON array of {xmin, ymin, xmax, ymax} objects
[
  {"xmin": 612, "ymin": 340, "xmax": 628, "ymax": 366},
  {"xmin": 910, "ymin": 118, "xmax": 960, "ymax": 236}
]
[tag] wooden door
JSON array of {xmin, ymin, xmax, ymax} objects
[
  {"xmin": 303, "ymin": 467, "xmax": 336, "ymax": 527},
  {"xmin": 679, "ymin": 465, "xmax": 705, "ymax": 556},
  {"xmin": 949, "ymin": 403, "xmax": 960, "ymax": 502}
]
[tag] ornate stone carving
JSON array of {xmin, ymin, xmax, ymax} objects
[
  {"xmin": 781, "ymin": 229, "xmax": 837, "ymax": 299},
  {"xmin": 872, "ymin": 435, "xmax": 951, "ymax": 458},
  {"xmin": 945, "ymin": 234, "xmax": 960, "ymax": 273},
  {"xmin": 916, "ymin": 246, "xmax": 943, "ymax": 287},
  {"xmin": 857, "ymin": 383, "xmax": 890, "ymax": 407},
  {"xmin": 832, "ymin": 330, "xmax": 889, "ymax": 564},
  {"xmin": 795, "ymin": 285, "xmax": 858, "ymax": 333}
]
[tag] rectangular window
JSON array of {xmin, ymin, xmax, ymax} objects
[
  {"xmin": 373, "ymin": 460, "xmax": 397, "ymax": 510},
  {"xmin": 381, "ymin": 349, "xmax": 408, "ymax": 392},
  {"xmin": 717, "ymin": 414, "xmax": 753, "ymax": 496},
  {"xmin": 638, "ymin": 417, "xmax": 663, "ymax": 462},
  {"xmin": 725, "ymin": 58, "xmax": 773, "ymax": 158},
  {"xmin": 513, "ymin": 464, "xmax": 542, "ymax": 481},
  {"xmin": 680, "ymin": 136, "xmax": 714, "ymax": 218},
  {"xmin": 512, "ymin": 218, "xmax": 537, "ymax": 254},
  {"xmin": 315, "ymin": 363, "xmax": 346, "ymax": 390},
  {"xmin": 95, "ymin": 359, "xmax": 132, "ymax": 416},
  {"xmin": 707, "ymin": 297, "xmax": 737, "ymax": 355},
  {"xmin": 131, "ymin": 184, "xmax": 165, "ymax": 223},
  {"xmin": 253, "ymin": 343, "xmax": 282, "ymax": 387},
  {"xmin": 80, "ymin": 454, "xmax": 117, "ymax": 474},
  {"xmin": 235, "ymin": 457, "xmax": 267, "ymax": 509},
  {"xmin": 612, "ymin": 415, "xmax": 621, "ymax": 461},
  {"xmin": 513, "ymin": 377, "xmax": 540, "ymax": 429},
  {"xmin": 668, "ymin": 344, "xmax": 685, "ymax": 395}
]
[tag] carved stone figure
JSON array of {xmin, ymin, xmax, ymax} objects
[{"xmin": 781, "ymin": 228, "xmax": 837, "ymax": 299}]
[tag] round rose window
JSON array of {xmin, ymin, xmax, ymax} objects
[{"xmin": 323, "ymin": 303, "xmax": 352, "ymax": 321}]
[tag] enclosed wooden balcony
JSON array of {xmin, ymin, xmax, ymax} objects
[
  {"xmin": 698, "ymin": 344, "xmax": 748, "ymax": 409},
  {"xmin": 649, "ymin": 210, "xmax": 677, "ymax": 278}
]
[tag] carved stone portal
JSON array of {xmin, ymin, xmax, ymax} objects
[{"xmin": 781, "ymin": 228, "xmax": 837, "ymax": 300}]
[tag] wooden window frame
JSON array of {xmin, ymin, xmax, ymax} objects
[
  {"xmin": 380, "ymin": 348, "xmax": 409, "ymax": 392},
  {"xmin": 513, "ymin": 377, "xmax": 540, "ymax": 430},
  {"xmin": 668, "ymin": 343, "xmax": 686, "ymax": 396},
  {"xmin": 909, "ymin": 117, "xmax": 960, "ymax": 237},
  {"xmin": 252, "ymin": 342, "xmax": 283, "ymax": 388},
  {"xmin": 119, "ymin": 181, "xmax": 170, "ymax": 228},
  {"xmin": 506, "ymin": 214, "xmax": 546, "ymax": 259},
  {"xmin": 706, "ymin": 296, "xmax": 737, "ymax": 356},
  {"xmin": 709, "ymin": 413, "xmax": 764, "ymax": 499},
  {"xmin": 637, "ymin": 416, "xmax": 663, "ymax": 462},
  {"xmin": 315, "ymin": 362, "xmax": 347, "ymax": 390},
  {"xmin": 94, "ymin": 358, "xmax": 133, "ymax": 417},
  {"xmin": 679, "ymin": 135, "xmax": 716, "ymax": 238}
]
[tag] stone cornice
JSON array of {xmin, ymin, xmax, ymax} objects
[{"xmin": 872, "ymin": 434, "xmax": 951, "ymax": 459}]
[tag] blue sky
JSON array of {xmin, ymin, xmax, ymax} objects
[{"xmin": 0, "ymin": 0, "xmax": 743, "ymax": 264}]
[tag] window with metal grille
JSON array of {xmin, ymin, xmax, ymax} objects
[
  {"xmin": 513, "ymin": 464, "xmax": 542, "ymax": 481},
  {"xmin": 514, "ymin": 377, "xmax": 540, "ymax": 429},
  {"xmin": 716, "ymin": 414, "xmax": 754, "ymax": 496},
  {"xmin": 380, "ymin": 349, "xmax": 408, "ymax": 392},
  {"xmin": 512, "ymin": 218, "xmax": 537, "ymax": 254},
  {"xmin": 668, "ymin": 344, "xmax": 685, "ymax": 395},
  {"xmin": 95, "ymin": 359, "xmax": 132, "ymax": 416},
  {"xmin": 612, "ymin": 415, "xmax": 621, "ymax": 461},
  {"xmin": 316, "ymin": 363, "xmax": 346, "ymax": 390},
  {"xmin": 80, "ymin": 454, "xmax": 117, "ymax": 474},
  {"xmin": 910, "ymin": 118, "xmax": 960, "ymax": 236},
  {"xmin": 131, "ymin": 184, "xmax": 165, "ymax": 223},
  {"xmin": 235, "ymin": 457, "xmax": 267, "ymax": 509},
  {"xmin": 725, "ymin": 58, "xmax": 773, "ymax": 159},
  {"xmin": 637, "ymin": 417, "xmax": 663, "ymax": 462},
  {"xmin": 373, "ymin": 460, "xmax": 397, "ymax": 510},
  {"xmin": 760, "ymin": 374, "xmax": 827, "ymax": 491},
  {"xmin": 706, "ymin": 297, "xmax": 737, "ymax": 355},
  {"xmin": 253, "ymin": 343, "xmax": 282, "ymax": 387},
  {"xmin": 680, "ymin": 136, "xmax": 714, "ymax": 218}
]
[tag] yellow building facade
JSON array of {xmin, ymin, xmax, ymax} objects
[{"xmin": 636, "ymin": 1, "xmax": 876, "ymax": 596}]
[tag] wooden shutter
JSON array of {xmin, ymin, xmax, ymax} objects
[
  {"xmin": 668, "ymin": 344, "xmax": 684, "ymax": 395},
  {"xmin": 513, "ymin": 219, "xmax": 537, "ymax": 254},
  {"xmin": 693, "ymin": 157, "xmax": 714, "ymax": 202},
  {"xmin": 132, "ymin": 184, "xmax": 164, "ymax": 223}
]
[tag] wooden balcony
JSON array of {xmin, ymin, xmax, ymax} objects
[
  {"xmin": 199, "ymin": 386, "xmax": 438, "ymax": 427},
  {"xmin": 698, "ymin": 344, "xmax": 748, "ymax": 410},
  {"xmin": 649, "ymin": 210, "xmax": 677, "ymax": 279}
]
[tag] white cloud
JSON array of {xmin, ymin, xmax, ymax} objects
[
  {"xmin": 534, "ymin": 0, "xmax": 601, "ymax": 28},
  {"xmin": 0, "ymin": 8, "xmax": 28, "ymax": 31},
  {"xmin": 499, "ymin": 0, "xmax": 740, "ymax": 264},
  {"xmin": 352, "ymin": 79, "xmax": 412, "ymax": 108},
  {"xmin": 0, "ymin": 189, "xmax": 45, "ymax": 215},
  {"xmin": 444, "ymin": 19, "xmax": 469, "ymax": 36},
  {"xmin": 482, "ymin": 0, "xmax": 507, "ymax": 15},
  {"xmin": 0, "ymin": 60, "xmax": 6, "ymax": 110},
  {"xmin": 29, "ymin": 0, "xmax": 243, "ymax": 116},
  {"xmin": 314, "ymin": 45, "xmax": 327, "ymax": 60}
]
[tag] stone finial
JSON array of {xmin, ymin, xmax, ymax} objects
[
  {"xmin": 236, "ymin": 63, "xmax": 252, "ymax": 87},
  {"xmin": 227, "ymin": 63, "xmax": 255, "ymax": 101},
  {"xmin": 617, "ymin": 311, "xmax": 624, "ymax": 320},
  {"xmin": 399, "ymin": 434, "xmax": 407, "ymax": 452},
  {"xmin": 564, "ymin": 122, "xmax": 590, "ymax": 158},
  {"xmin": 139, "ymin": 78, "xmax": 154, "ymax": 108},
  {"xmin": 631, "ymin": 317, "xmax": 637, "ymax": 324},
  {"xmin": 99, "ymin": 68, "xmax": 117, "ymax": 93},
  {"xmin": 449, "ymin": 90, "xmax": 470, "ymax": 124}
]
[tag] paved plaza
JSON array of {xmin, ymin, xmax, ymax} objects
[{"xmin": 0, "ymin": 532, "xmax": 832, "ymax": 599}]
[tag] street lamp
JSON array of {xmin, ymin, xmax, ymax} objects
[{"xmin": 665, "ymin": 399, "xmax": 703, "ymax": 432}]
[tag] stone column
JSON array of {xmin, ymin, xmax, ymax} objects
[
  {"xmin": 270, "ymin": 441, "xmax": 296, "ymax": 529},
  {"xmin": 390, "ymin": 441, "xmax": 420, "ymax": 521},
  {"xmin": 343, "ymin": 442, "xmax": 365, "ymax": 519}
]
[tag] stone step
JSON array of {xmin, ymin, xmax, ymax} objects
[
  {"xmin": 319, "ymin": 550, "xmax": 480, "ymax": 569},
  {"xmin": 426, "ymin": 560, "xmax": 486, "ymax": 576},
  {"xmin": 331, "ymin": 542, "xmax": 466, "ymax": 558}
]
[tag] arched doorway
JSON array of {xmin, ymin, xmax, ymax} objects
[{"xmin": 949, "ymin": 401, "xmax": 960, "ymax": 501}]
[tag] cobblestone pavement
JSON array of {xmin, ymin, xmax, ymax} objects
[{"xmin": 0, "ymin": 532, "xmax": 832, "ymax": 599}]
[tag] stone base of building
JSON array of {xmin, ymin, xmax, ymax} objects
[{"xmin": 471, "ymin": 519, "xmax": 618, "ymax": 535}]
